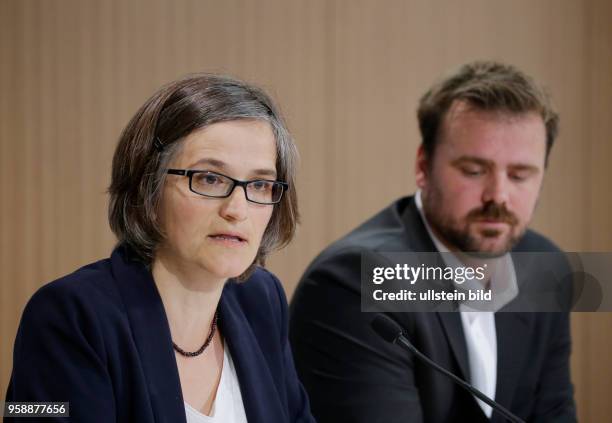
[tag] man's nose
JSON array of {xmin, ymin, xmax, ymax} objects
[{"xmin": 481, "ymin": 172, "xmax": 510, "ymax": 205}]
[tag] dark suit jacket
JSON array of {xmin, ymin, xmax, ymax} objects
[
  {"xmin": 289, "ymin": 196, "xmax": 576, "ymax": 423},
  {"xmin": 6, "ymin": 244, "xmax": 315, "ymax": 423}
]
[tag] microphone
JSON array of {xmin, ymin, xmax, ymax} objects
[{"xmin": 371, "ymin": 314, "xmax": 525, "ymax": 423}]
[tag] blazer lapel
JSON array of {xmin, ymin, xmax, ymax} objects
[
  {"xmin": 492, "ymin": 312, "xmax": 532, "ymax": 423},
  {"xmin": 402, "ymin": 198, "xmax": 472, "ymax": 379},
  {"xmin": 491, "ymin": 249, "xmax": 537, "ymax": 421},
  {"xmin": 437, "ymin": 312, "xmax": 471, "ymax": 380},
  {"xmin": 110, "ymin": 246, "xmax": 187, "ymax": 423},
  {"xmin": 218, "ymin": 284, "xmax": 287, "ymax": 423}
]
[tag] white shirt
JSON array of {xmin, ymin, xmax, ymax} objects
[
  {"xmin": 184, "ymin": 341, "xmax": 247, "ymax": 423},
  {"xmin": 414, "ymin": 191, "xmax": 519, "ymax": 418}
]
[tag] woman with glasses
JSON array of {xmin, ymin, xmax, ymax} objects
[{"xmin": 6, "ymin": 74, "xmax": 314, "ymax": 423}]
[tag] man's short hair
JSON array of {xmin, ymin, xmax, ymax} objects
[
  {"xmin": 417, "ymin": 61, "xmax": 559, "ymax": 165},
  {"xmin": 108, "ymin": 73, "xmax": 299, "ymax": 278}
]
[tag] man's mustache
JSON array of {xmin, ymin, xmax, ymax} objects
[{"xmin": 466, "ymin": 202, "xmax": 519, "ymax": 225}]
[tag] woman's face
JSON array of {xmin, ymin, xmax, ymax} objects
[{"xmin": 157, "ymin": 119, "xmax": 277, "ymax": 281}]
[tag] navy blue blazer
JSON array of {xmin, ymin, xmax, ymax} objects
[{"xmin": 6, "ymin": 244, "xmax": 315, "ymax": 423}]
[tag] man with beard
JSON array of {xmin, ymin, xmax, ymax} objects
[{"xmin": 289, "ymin": 61, "xmax": 577, "ymax": 422}]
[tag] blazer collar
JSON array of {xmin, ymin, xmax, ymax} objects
[
  {"xmin": 110, "ymin": 245, "xmax": 187, "ymax": 423},
  {"xmin": 399, "ymin": 196, "xmax": 439, "ymax": 253}
]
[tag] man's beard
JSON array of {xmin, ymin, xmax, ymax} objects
[{"xmin": 422, "ymin": 184, "xmax": 525, "ymax": 257}]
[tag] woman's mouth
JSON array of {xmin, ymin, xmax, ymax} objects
[{"xmin": 208, "ymin": 233, "xmax": 247, "ymax": 244}]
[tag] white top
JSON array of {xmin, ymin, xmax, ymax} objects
[
  {"xmin": 184, "ymin": 341, "xmax": 247, "ymax": 423},
  {"xmin": 415, "ymin": 191, "xmax": 519, "ymax": 418}
]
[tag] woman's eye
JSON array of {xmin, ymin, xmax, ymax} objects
[
  {"xmin": 251, "ymin": 181, "xmax": 271, "ymax": 191},
  {"xmin": 197, "ymin": 173, "xmax": 222, "ymax": 185}
]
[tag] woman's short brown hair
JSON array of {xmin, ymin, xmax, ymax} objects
[{"xmin": 108, "ymin": 74, "xmax": 299, "ymax": 278}]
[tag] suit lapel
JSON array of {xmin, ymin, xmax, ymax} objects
[
  {"xmin": 218, "ymin": 284, "xmax": 287, "ymax": 423},
  {"xmin": 110, "ymin": 246, "xmax": 187, "ymax": 423},
  {"xmin": 402, "ymin": 198, "xmax": 472, "ymax": 379},
  {"xmin": 491, "ymin": 249, "xmax": 536, "ymax": 421},
  {"xmin": 492, "ymin": 312, "xmax": 531, "ymax": 423},
  {"xmin": 437, "ymin": 312, "xmax": 471, "ymax": 380}
]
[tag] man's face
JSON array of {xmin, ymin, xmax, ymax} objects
[{"xmin": 416, "ymin": 100, "xmax": 547, "ymax": 256}]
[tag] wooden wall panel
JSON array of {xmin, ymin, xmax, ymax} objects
[
  {"xmin": 0, "ymin": 0, "xmax": 17, "ymax": 385},
  {"xmin": 586, "ymin": 0, "xmax": 612, "ymax": 251},
  {"xmin": 578, "ymin": 0, "xmax": 612, "ymax": 420},
  {"xmin": 1, "ymin": 1, "xmax": 611, "ymax": 420}
]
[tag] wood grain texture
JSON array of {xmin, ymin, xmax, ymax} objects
[{"xmin": 1, "ymin": 1, "xmax": 610, "ymax": 420}]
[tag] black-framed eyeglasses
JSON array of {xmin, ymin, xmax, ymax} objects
[{"xmin": 166, "ymin": 169, "xmax": 289, "ymax": 205}]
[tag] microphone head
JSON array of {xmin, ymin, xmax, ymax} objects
[{"xmin": 371, "ymin": 314, "xmax": 403, "ymax": 343}]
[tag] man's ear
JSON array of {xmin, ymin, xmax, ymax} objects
[{"xmin": 415, "ymin": 144, "xmax": 429, "ymax": 189}]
